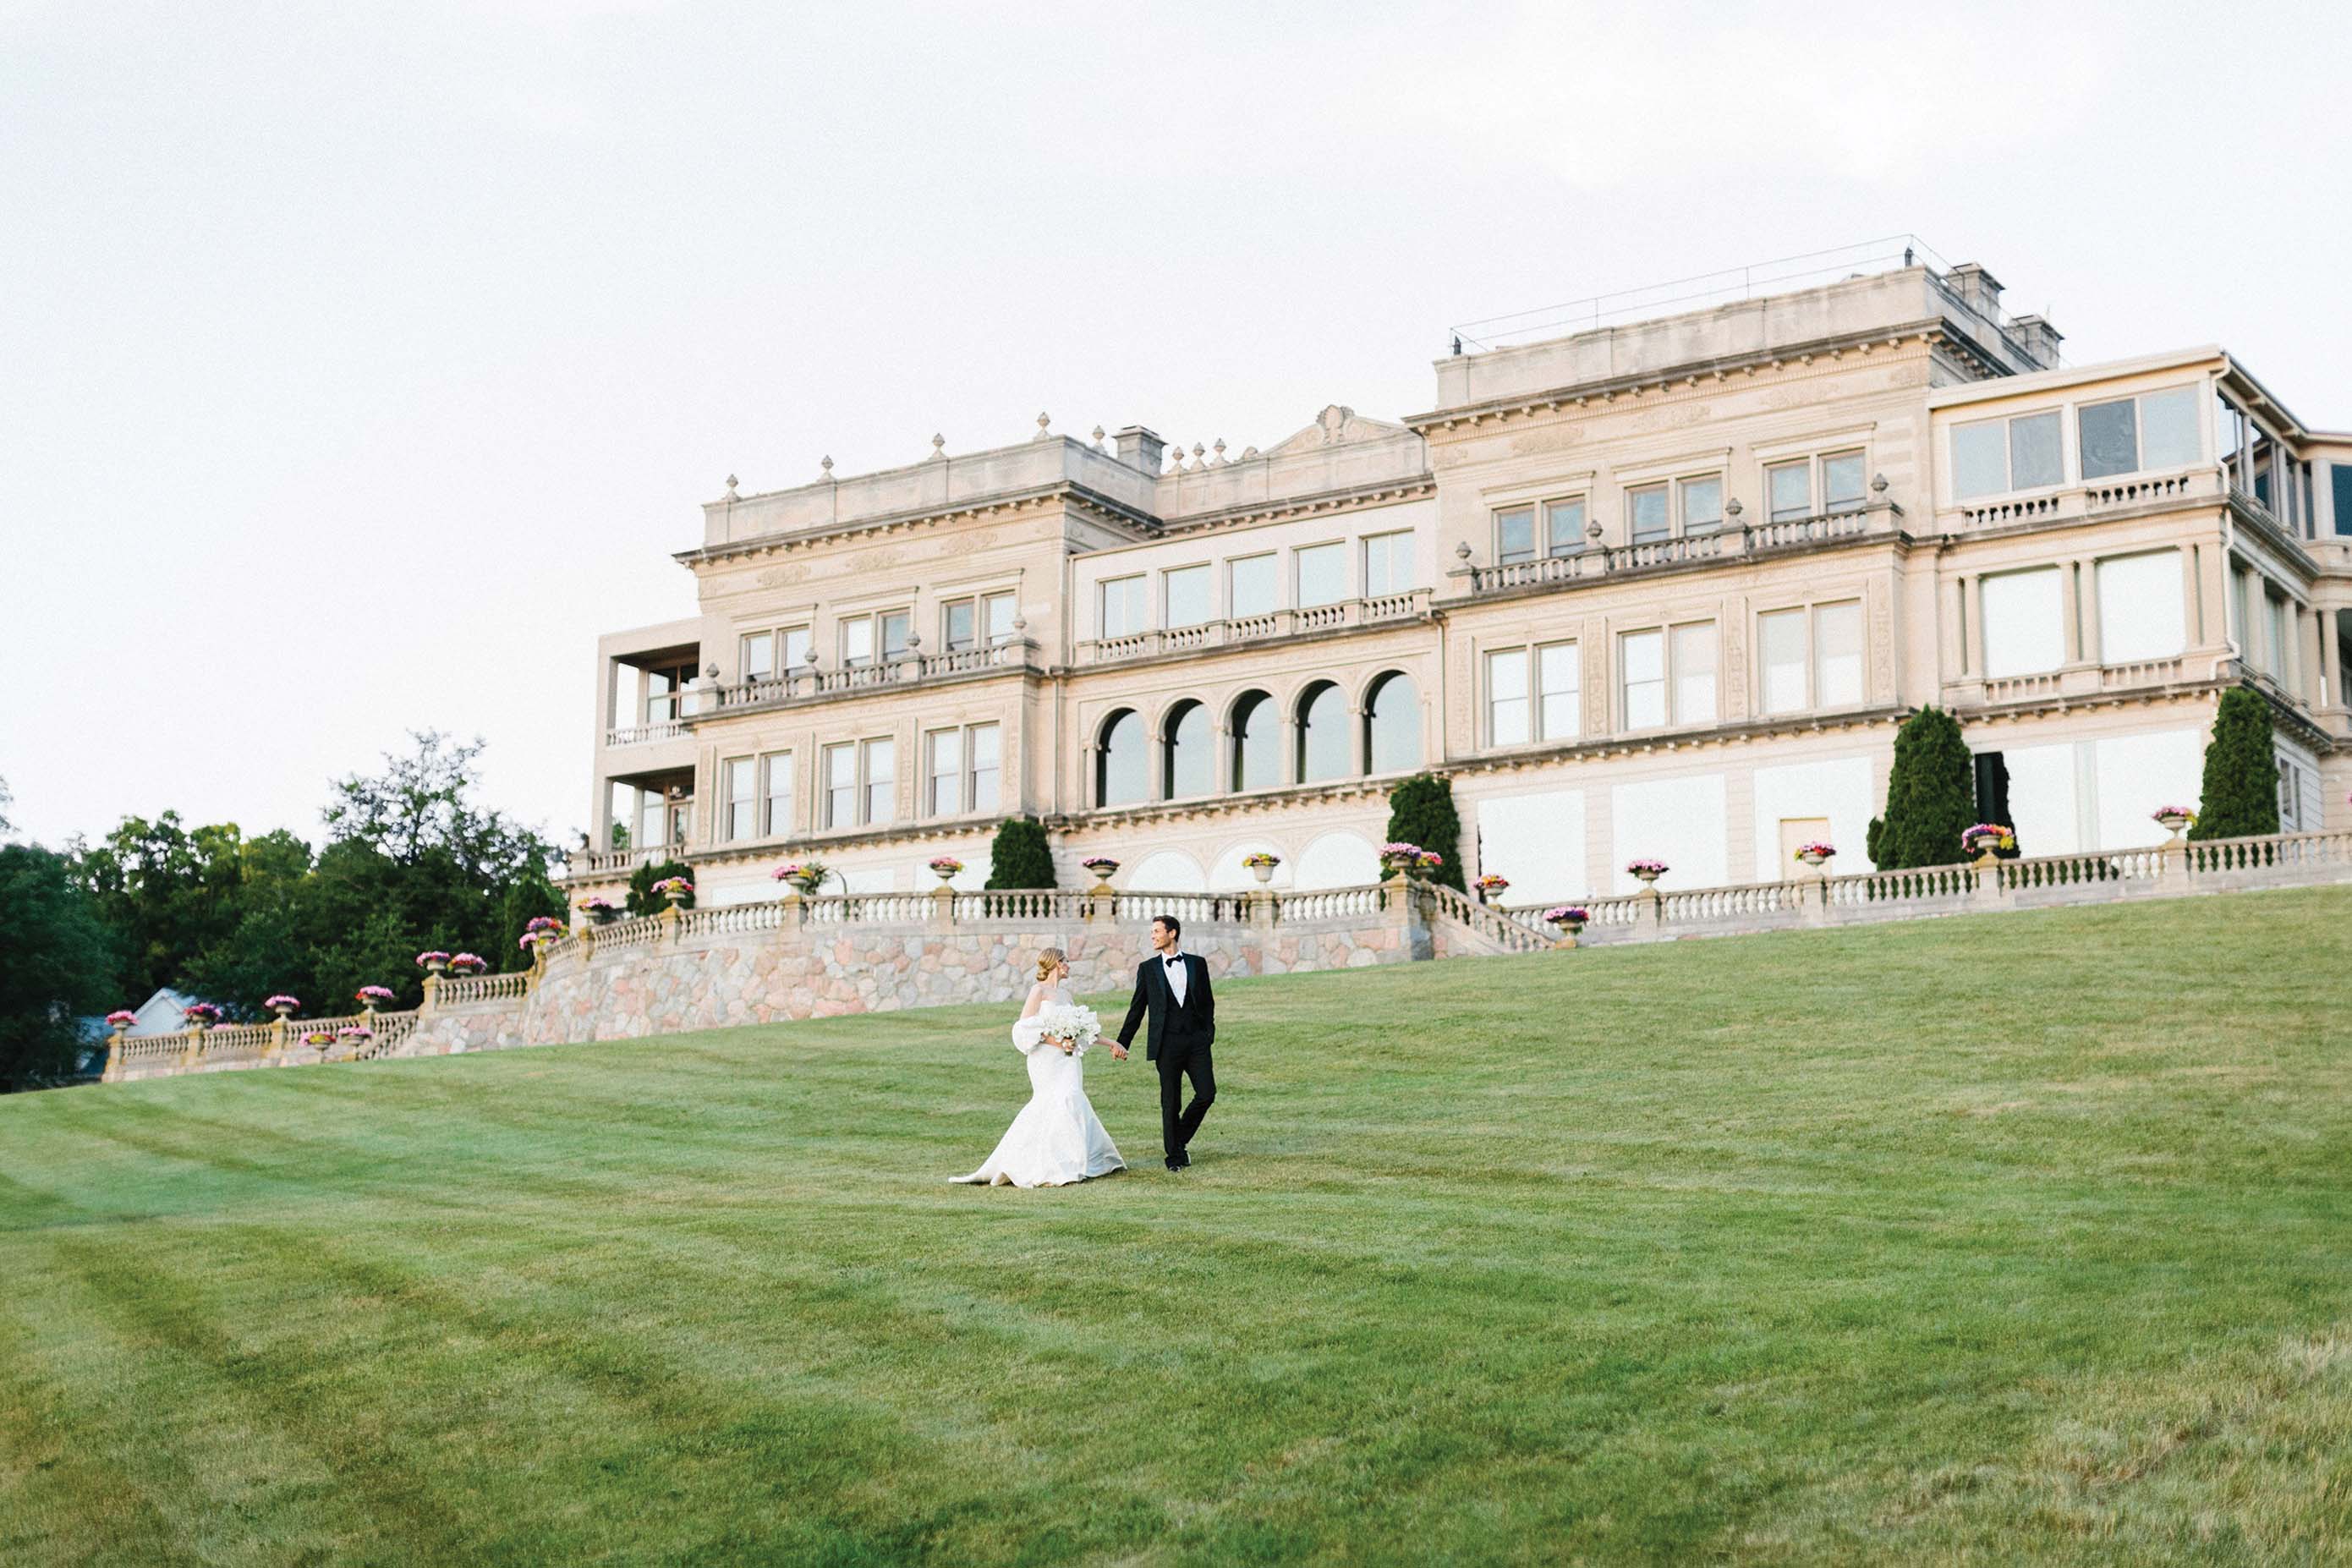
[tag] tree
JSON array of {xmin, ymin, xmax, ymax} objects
[
  {"xmin": 2186, "ymin": 688, "xmax": 2280, "ymax": 841},
  {"xmin": 1384, "ymin": 773, "xmax": 1467, "ymax": 891},
  {"xmin": 0, "ymin": 844, "xmax": 115, "ymax": 1090},
  {"xmin": 627, "ymin": 858, "xmax": 694, "ymax": 917},
  {"xmin": 69, "ymin": 812, "xmax": 251, "ymax": 1002},
  {"xmin": 1872, "ymin": 707, "xmax": 1976, "ymax": 869},
  {"xmin": 986, "ymin": 818, "xmax": 1055, "ymax": 889}
]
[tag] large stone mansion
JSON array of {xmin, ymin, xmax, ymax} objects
[{"xmin": 565, "ymin": 258, "xmax": 2351, "ymax": 909}]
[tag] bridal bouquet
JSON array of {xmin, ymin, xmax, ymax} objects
[{"xmin": 1033, "ymin": 1001, "xmax": 1102, "ymax": 1055}]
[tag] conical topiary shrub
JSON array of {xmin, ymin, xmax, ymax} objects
[
  {"xmin": 1873, "ymin": 707, "xmax": 1975, "ymax": 868},
  {"xmin": 2185, "ymin": 688, "xmax": 2280, "ymax": 841},
  {"xmin": 985, "ymin": 817, "xmax": 1056, "ymax": 889},
  {"xmin": 1384, "ymin": 773, "xmax": 1467, "ymax": 891}
]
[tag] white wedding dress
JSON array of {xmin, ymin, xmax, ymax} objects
[{"xmin": 951, "ymin": 982, "xmax": 1125, "ymax": 1187}]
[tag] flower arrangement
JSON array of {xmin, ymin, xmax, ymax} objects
[
  {"xmin": 1960, "ymin": 823, "xmax": 2016, "ymax": 857},
  {"xmin": 337, "ymin": 1024, "xmax": 374, "ymax": 1040},
  {"xmin": 1033, "ymin": 1001, "xmax": 1103, "ymax": 1056},
  {"xmin": 449, "ymin": 953, "xmax": 486, "ymax": 973},
  {"xmin": 928, "ymin": 856, "xmax": 965, "ymax": 875},
  {"xmin": 518, "ymin": 931, "xmax": 543, "ymax": 951},
  {"xmin": 1795, "ymin": 842, "xmax": 1836, "ymax": 860},
  {"xmin": 1626, "ymin": 859, "xmax": 1669, "ymax": 881},
  {"xmin": 1419, "ymin": 850, "xmax": 1445, "ymax": 871},
  {"xmin": 182, "ymin": 1002, "xmax": 222, "ymax": 1026},
  {"xmin": 355, "ymin": 985, "xmax": 395, "ymax": 1006},
  {"xmin": 2152, "ymin": 805, "xmax": 2196, "ymax": 826},
  {"xmin": 264, "ymin": 994, "xmax": 301, "ymax": 1014},
  {"xmin": 303, "ymin": 1029, "xmax": 335, "ymax": 1047},
  {"xmin": 651, "ymin": 875, "xmax": 694, "ymax": 898},
  {"xmin": 1472, "ymin": 874, "xmax": 1509, "ymax": 894},
  {"xmin": 416, "ymin": 950, "xmax": 452, "ymax": 970},
  {"xmin": 1378, "ymin": 842, "xmax": 1426, "ymax": 876},
  {"xmin": 1543, "ymin": 905, "xmax": 1591, "ymax": 926},
  {"xmin": 1080, "ymin": 855, "xmax": 1120, "ymax": 874},
  {"xmin": 525, "ymin": 916, "xmax": 564, "ymax": 935},
  {"xmin": 772, "ymin": 860, "xmax": 829, "ymax": 890},
  {"xmin": 105, "ymin": 1009, "xmax": 136, "ymax": 1028},
  {"xmin": 1242, "ymin": 853, "xmax": 1283, "ymax": 869}
]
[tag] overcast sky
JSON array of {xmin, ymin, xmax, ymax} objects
[{"xmin": 5, "ymin": 0, "xmax": 2347, "ymax": 853}]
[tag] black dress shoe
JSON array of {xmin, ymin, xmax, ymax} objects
[{"xmin": 1165, "ymin": 1156, "xmax": 1189, "ymax": 1171}]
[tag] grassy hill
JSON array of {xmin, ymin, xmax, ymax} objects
[{"xmin": 4, "ymin": 887, "xmax": 2349, "ymax": 1566}]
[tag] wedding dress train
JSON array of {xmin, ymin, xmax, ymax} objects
[{"xmin": 951, "ymin": 984, "xmax": 1125, "ymax": 1187}]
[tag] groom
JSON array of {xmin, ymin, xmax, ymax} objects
[{"xmin": 1110, "ymin": 914, "xmax": 1216, "ymax": 1171}]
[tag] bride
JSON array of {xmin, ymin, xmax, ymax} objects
[{"xmin": 951, "ymin": 949, "xmax": 1125, "ymax": 1187}]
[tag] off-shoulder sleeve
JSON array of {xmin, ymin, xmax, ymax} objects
[{"xmin": 1010, "ymin": 1012, "xmax": 1049, "ymax": 1054}]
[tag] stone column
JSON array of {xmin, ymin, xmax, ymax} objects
[
  {"xmin": 1962, "ymin": 575, "xmax": 1985, "ymax": 678},
  {"xmin": 2059, "ymin": 562, "xmax": 2084, "ymax": 666},
  {"xmin": 2076, "ymin": 558, "xmax": 2103, "ymax": 666},
  {"xmin": 180, "ymin": 1022, "xmax": 205, "ymax": 1069},
  {"xmin": 102, "ymin": 1024, "xmax": 128, "ymax": 1083},
  {"xmin": 2321, "ymin": 608, "xmax": 2344, "ymax": 710},
  {"xmin": 929, "ymin": 883, "xmax": 957, "ymax": 933}
]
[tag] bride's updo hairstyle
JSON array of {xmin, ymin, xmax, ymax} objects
[{"xmin": 1033, "ymin": 947, "xmax": 1067, "ymax": 981}]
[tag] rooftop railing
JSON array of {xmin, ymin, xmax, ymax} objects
[
  {"xmin": 1458, "ymin": 504, "xmax": 1891, "ymax": 596},
  {"xmin": 696, "ymin": 639, "xmax": 1040, "ymax": 719},
  {"xmin": 1073, "ymin": 589, "xmax": 1432, "ymax": 666}
]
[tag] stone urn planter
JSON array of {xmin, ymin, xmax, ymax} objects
[
  {"xmin": 266, "ymin": 995, "xmax": 299, "ymax": 1021},
  {"xmin": 1081, "ymin": 858, "xmax": 1120, "ymax": 890},
  {"xmin": 582, "ymin": 901, "xmax": 619, "ymax": 925},
  {"xmin": 2152, "ymin": 807, "xmax": 2194, "ymax": 840},
  {"xmin": 928, "ymin": 857, "xmax": 964, "ymax": 886},
  {"xmin": 1626, "ymin": 860, "xmax": 1668, "ymax": 887},
  {"xmin": 1795, "ymin": 844, "xmax": 1834, "ymax": 872},
  {"xmin": 1544, "ymin": 906, "xmax": 1589, "ymax": 949},
  {"xmin": 1243, "ymin": 854, "xmax": 1280, "ymax": 885}
]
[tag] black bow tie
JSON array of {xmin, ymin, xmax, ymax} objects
[{"xmin": 1164, "ymin": 956, "xmax": 1181, "ymax": 965}]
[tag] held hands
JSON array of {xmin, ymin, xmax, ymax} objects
[{"xmin": 1110, "ymin": 1044, "xmax": 1128, "ymax": 1061}]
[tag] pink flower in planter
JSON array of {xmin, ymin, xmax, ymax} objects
[
  {"xmin": 415, "ymin": 950, "xmax": 452, "ymax": 968},
  {"xmin": 355, "ymin": 985, "xmax": 395, "ymax": 1006},
  {"xmin": 449, "ymin": 953, "xmax": 486, "ymax": 972},
  {"xmin": 105, "ymin": 1010, "xmax": 136, "ymax": 1027},
  {"xmin": 264, "ymin": 994, "xmax": 301, "ymax": 1012}
]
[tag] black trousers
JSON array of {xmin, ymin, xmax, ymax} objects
[{"xmin": 1157, "ymin": 1040, "xmax": 1215, "ymax": 1164}]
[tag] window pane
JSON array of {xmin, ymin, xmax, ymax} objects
[
  {"xmin": 1759, "ymin": 609, "xmax": 1807, "ymax": 714},
  {"xmin": 741, "ymin": 632, "xmax": 774, "ymax": 683},
  {"xmin": 1165, "ymin": 564, "xmax": 1211, "ymax": 628},
  {"xmin": 863, "ymin": 737, "xmax": 895, "ymax": 825},
  {"xmin": 2139, "ymin": 387, "xmax": 2200, "ymax": 469},
  {"xmin": 2335, "ymin": 464, "xmax": 2352, "ymax": 537},
  {"xmin": 1099, "ymin": 712, "xmax": 1146, "ymax": 806},
  {"xmin": 842, "ymin": 617, "xmax": 873, "ymax": 666},
  {"xmin": 2009, "ymin": 412, "xmax": 2063, "ymax": 489},
  {"xmin": 1538, "ymin": 642, "xmax": 1580, "ymax": 739},
  {"xmin": 640, "ymin": 795, "xmax": 664, "ymax": 848},
  {"xmin": 927, "ymin": 729, "xmax": 962, "ymax": 814},
  {"xmin": 1166, "ymin": 704, "xmax": 1211, "ymax": 798},
  {"xmin": 1229, "ymin": 555, "xmax": 1276, "ymax": 617},
  {"xmin": 726, "ymin": 758, "xmax": 755, "ymax": 841},
  {"xmin": 1100, "ymin": 578, "xmax": 1143, "ymax": 636},
  {"xmin": 1367, "ymin": 674, "xmax": 1420, "ymax": 773},
  {"xmin": 782, "ymin": 627, "xmax": 812, "ymax": 668},
  {"xmin": 1951, "ymin": 422, "xmax": 2008, "ymax": 500},
  {"xmin": 1814, "ymin": 602, "xmax": 1863, "ymax": 706},
  {"xmin": 1671, "ymin": 622, "xmax": 1718, "ymax": 724},
  {"xmin": 1231, "ymin": 693, "xmax": 1279, "ymax": 789},
  {"xmin": 1982, "ymin": 567, "xmax": 2064, "ymax": 677},
  {"xmin": 1629, "ymin": 485, "xmax": 1669, "ymax": 543},
  {"xmin": 1680, "ymin": 475, "xmax": 1723, "ymax": 532},
  {"xmin": 825, "ymin": 744, "xmax": 856, "ymax": 826},
  {"xmin": 984, "ymin": 594, "xmax": 1017, "ymax": 645},
  {"xmin": 2097, "ymin": 551, "xmax": 2185, "ymax": 663},
  {"xmin": 880, "ymin": 612, "xmax": 910, "ymax": 659},
  {"xmin": 969, "ymin": 725, "xmax": 1000, "ymax": 814},
  {"xmin": 1486, "ymin": 649, "xmax": 1529, "ymax": 745},
  {"xmin": 2078, "ymin": 398, "xmax": 2139, "ymax": 481},
  {"xmin": 1768, "ymin": 461, "xmax": 1812, "ymax": 521},
  {"xmin": 1496, "ymin": 507, "xmax": 1535, "ymax": 564},
  {"xmin": 942, "ymin": 600, "xmax": 976, "ymax": 651},
  {"xmin": 1363, "ymin": 531, "xmax": 1414, "ymax": 595},
  {"xmin": 1298, "ymin": 683, "xmax": 1351, "ymax": 781},
  {"xmin": 1822, "ymin": 452, "xmax": 1866, "ymax": 512},
  {"xmin": 1620, "ymin": 630, "xmax": 1665, "ymax": 728},
  {"xmin": 762, "ymin": 753, "xmax": 792, "ymax": 836},
  {"xmin": 1296, "ymin": 542, "xmax": 1346, "ymax": 607},
  {"xmin": 1545, "ymin": 500, "xmax": 1586, "ymax": 556}
]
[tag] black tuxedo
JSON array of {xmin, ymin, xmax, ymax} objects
[{"xmin": 1116, "ymin": 952, "xmax": 1216, "ymax": 1165}]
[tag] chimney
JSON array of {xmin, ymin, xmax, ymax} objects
[
  {"xmin": 1110, "ymin": 425, "xmax": 1165, "ymax": 474},
  {"xmin": 1944, "ymin": 262, "xmax": 2004, "ymax": 318},
  {"xmin": 2009, "ymin": 313, "xmax": 2064, "ymax": 370}
]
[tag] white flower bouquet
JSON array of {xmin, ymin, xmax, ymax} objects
[{"xmin": 1033, "ymin": 1001, "xmax": 1102, "ymax": 1055}]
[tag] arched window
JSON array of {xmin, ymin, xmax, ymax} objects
[
  {"xmin": 1097, "ymin": 710, "xmax": 1146, "ymax": 807},
  {"xmin": 1230, "ymin": 690, "xmax": 1280, "ymax": 792},
  {"xmin": 1162, "ymin": 700, "xmax": 1211, "ymax": 799},
  {"xmin": 1364, "ymin": 672, "xmax": 1421, "ymax": 774},
  {"xmin": 1297, "ymin": 681, "xmax": 1350, "ymax": 783}
]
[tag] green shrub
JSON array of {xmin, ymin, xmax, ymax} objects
[
  {"xmin": 985, "ymin": 818, "xmax": 1055, "ymax": 890},
  {"xmin": 2186, "ymin": 688, "xmax": 2280, "ymax": 841},
  {"xmin": 1874, "ymin": 708, "xmax": 1975, "ymax": 868},
  {"xmin": 626, "ymin": 859, "xmax": 693, "ymax": 917},
  {"xmin": 1384, "ymin": 774, "xmax": 1467, "ymax": 891}
]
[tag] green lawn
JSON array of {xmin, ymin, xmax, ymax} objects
[{"xmin": 3, "ymin": 889, "xmax": 2349, "ymax": 1566}]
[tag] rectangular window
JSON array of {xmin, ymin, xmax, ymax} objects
[
  {"xmin": 1099, "ymin": 576, "xmax": 1147, "ymax": 637},
  {"xmin": 880, "ymin": 611, "xmax": 910, "ymax": 661},
  {"xmin": 2078, "ymin": 397, "xmax": 2139, "ymax": 481},
  {"xmin": 2096, "ymin": 551, "xmax": 2186, "ymax": 663},
  {"xmin": 741, "ymin": 631, "xmax": 774, "ymax": 683},
  {"xmin": 1228, "ymin": 554, "xmax": 1276, "ymax": 617},
  {"xmin": 2266, "ymin": 595, "xmax": 2291, "ymax": 686},
  {"xmin": 941, "ymin": 599, "xmax": 977, "ymax": 652},
  {"xmin": 1982, "ymin": 567, "xmax": 2065, "ymax": 677},
  {"xmin": 1486, "ymin": 648, "xmax": 1530, "ymax": 745},
  {"xmin": 824, "ymin": 743, "xmax": 856, "ymax": 827},
  {"xmin": 1680, "ymin": 474, "xmax": 1724, "ymax": 534},
  {"xmin": 926, "ymin": 728, "xmax": 963, "ymax": 815},
  {"xmin": 761, "ymin": 752, "xmax": 792, "ymax": 837},
  {"xmin": 1759, "ymin": 609, "xmax": 1808, "ymax": 714},
  {"xmin": 1296, "ymin": 541, "xmax": 1346, "ymax": 606},
  {"xmin": 968, "ymin": 723, "xmax": 1001, "ymax": 814},
  {"xmin": 1954, "ymin": 411, "xmax": 2062, "ymax": 499},
  {"xmin": 643, "ymin": 661, "xmax": 693, "ymax": 724},
  {"xmin": 2139, "ymin": 387, "xmax": 2201, "ymax": 470},
  {"xmin": 1545, "ymin": 499, "xmax": 1586, "ymax": 556},
  {"xmin": 1362, "ymin": 531, "xmax": 1415, "ymax": 595},
  {"xmin": 639, "ymin": 791, "xmax": 665, "ymax": 849},
  {"xmin": 1163, "ymin": 564, "xmax": 1211, "ymax": 628},
  {"xmin": 1815, "ymin": 601, "xmax": 1863, "ymax": 707},
  {"xmin": 1767, "ymin": 461, "xmax": 1812, "ymax": 523},
  {"xmin": 781, "ymin": 626, "xmax": 812, "ymax": 671},
  {"xmin": 1538, "ymin": 641, "xmax": 1580, "ymax": 739},
  {"xmin": 1628, "ymin": 484, "xmax": 1669, "ymax": 543},
  {"xmin": 2335, "ymin": 464, "xmax": 2352, "ymax": 537},
  {"xmin": 1822, "ymin": 452, "xmax": 1867, "ymax": 513},
  {"xmin": 1620, "ymin": 629, "xmax": 1665, "ymax": 729},
  {"xmin": 983, "ymin": 592, "xmax": 1017, "ymax": 646},
  {"xmin": 840, "ymin": 617, "xmax": 874, "ymax": 668},
  {"xmin": 1496, "ymin": 506, "xmax": 1536, "ymax": 565},
  {"xmin": 863, "ymin": 737, "xmax": 895, "ymax": 826},
  {"xmin": 724, "ymin": 757, "xmax": 756, "ymax": 842},
  {"xmin": 1671, "ymin": 622, "xmax": 1718, "ymax": 724}
]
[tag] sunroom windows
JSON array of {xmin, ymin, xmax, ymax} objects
[
  {"xmin": 2079, "ymin": 387, "xmax": 2201, "ymax": 480},
  {"xmin": 1952, "ymin": 411, "xmax": 2063, "ymax": 500}
]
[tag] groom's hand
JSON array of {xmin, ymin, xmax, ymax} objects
[{"xmin": 1110, "ymin": 1044, "xmax": 1128, "ymax": 1061}]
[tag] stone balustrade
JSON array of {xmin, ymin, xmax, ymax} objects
[
  {"xmin": 1456, "ymin": 504, "xmax": 1891, "ymax": 598},
  {"xmin": 1074, "ymin": 590, "xmax": 1433, "ymax": 666}
]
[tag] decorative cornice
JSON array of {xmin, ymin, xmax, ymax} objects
[
  {"xmin": 672, "ymin": 480, "xmax": 1161, "ymax": 570},
  {"xmin": 1151, "ymin": 476, "xmax": 1436, "ymax": 539}
]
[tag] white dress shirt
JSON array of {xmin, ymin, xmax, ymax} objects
[{"xmin": 1160, "ymin": 951, "xmax": 1188, "ymax": 1006}]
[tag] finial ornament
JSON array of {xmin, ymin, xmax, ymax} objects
[
  {"xmin": 930, "ymin": 433, "xmax": 946, "ymax": 459},
  {"xmin": 1871, "ymin": 472, "xmax": 1890, "ymax": 493},
  {"xmin": 1034, "ymin": 412, "xmax": 1052, "ymax": 441},
  {"xmin": 820, "ymin": 455, "xmax": 834, "ymax": 477},
  {"xmin": 724, "ymin": 474, "xmax": 739, "ymax": 498},
  {"xmin": 1724, "ymin": 496, "xmax": 1743, "ymax": 519},
  {"xmin": 1212, "ymin": 437, "xmax": 1226, "ymax": 463},
  {"xmin": 1090, "ymin": 425, "xmax": 1106, "ymax": 449},
  {"xmin": 1454, "ymin": 541, "xmax": 1472, "ymax": 560}
]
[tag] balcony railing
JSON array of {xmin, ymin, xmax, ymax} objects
[
  {"xmin": 1459, "ymin": 505, "xmax": 1890, "ymax": 596},
  {"xmin": 564, "ymin": 844, "xmax": 690, "ymax": 880},
  {"xmin": 1074, "ymin": 589, "xmax": 1433, "ymax": 666},
  {"xmin": 605, "ymin": 720, "xmax": 688, "ymax": 748},
  {"xmin": 1951, "ymin": 468, "xmax": 2222, "ymax": 532},
  {"xmin": 697, "ymin": 639, "xmax": 1039, "ymax": 719},
  {"xmin": 1949, "ymin": 649, "xmax": 2223, "ymax": 710}
]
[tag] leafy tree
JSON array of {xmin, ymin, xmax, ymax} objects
[
  {"xmin": 2186, "ymin": 688, "xmax": 2280, "ymax": 841},
  {"xmin": 1384, "ymin": 774, "xmax": 1467, "ymax": 891},
  {"xmin": 1872, "ymin": 708, "xmax": 1976, "ymax": 869},
  {"xmin": 627, "ymin": 858, "xmax": 694, "ymax": 917},
  {"xmin": 0, "ymin": 844, "xmax": 115, "ymax": 1090},
  {"xmin": 70, "ymin": 813, "xmax": 251, "ymax": 1001},
  {"xmin": 985, "ymin": 817, "xmax": 1055, "ymax": 889}
]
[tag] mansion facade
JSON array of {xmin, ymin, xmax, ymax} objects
[{"xmin": 567, "ymin": 260, "xmax": 2352, "ymax": 909}]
